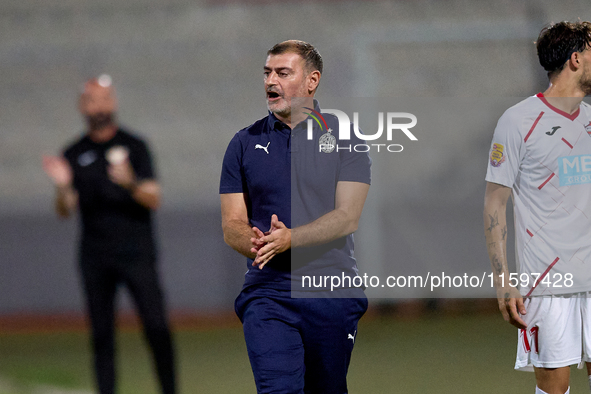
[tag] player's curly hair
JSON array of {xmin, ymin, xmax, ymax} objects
[
  {"xmin": 536, "ymin": 21, "xmax": 591, "ymax": 79},
  {"xmin": 267, "ymin": 40, "xmax": 323, "ymax": 75}
]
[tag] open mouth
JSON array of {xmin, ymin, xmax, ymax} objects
[{"xmin": 267, "ymin": 91, "xmax": 280, "ymax": 100}]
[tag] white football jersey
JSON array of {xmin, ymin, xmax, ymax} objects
[{"xmin": 486, "ymin": 93, "xmax": 591, "ymax": 296}]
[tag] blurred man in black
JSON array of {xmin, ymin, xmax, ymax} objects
[{"xmin": 42, "ymin": 76, "xmax": 176, "ymax": 394}]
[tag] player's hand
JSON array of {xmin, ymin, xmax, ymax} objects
[
  {"xmin": 108, "ymin": 160, "xmax": 136, "ymax": 190},
  {"xmin": 497, "ymin": 287, "xmax": 527, "ymax": 329},
  {"xmin": 42, "ymin": 155, "xmax": 73, "ymax": 187},
  {"xmin": 250, "ymin": 226, "xmax": 267, "ymax": 254},
  {"xmin": 252, "ymin": 214, "xmax": 291, "ymax": 269}
]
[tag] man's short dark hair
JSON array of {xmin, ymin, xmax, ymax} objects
[
  {"xmin": 267, "ymin": 40, "xmax": 323, "ymax": 74},
  {"xmin": 537, "ymin": 21, "xmax": 591, "ymax": 79}
]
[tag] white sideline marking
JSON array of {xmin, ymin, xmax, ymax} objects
[
  {"xmin": 32, "ymin": 386, "xmax": 93, "ymax": 394},
  {"xmin": 0, "ymin": 376, "xmax": 93, "ymax": 394}
]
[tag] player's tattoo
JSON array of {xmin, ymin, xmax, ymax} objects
[
  {"xmin": 487, "ymin": 241, "xmax": 497, "ymax": 249},
  {"xmin": 487, "ymin": 211, "xmax": 499, "ymax": 233},
  {"xmin": 501, "ymin": 225, "xmax": 507, "ymax": 240},
  {"xmin": 491, "ymin": 254, "xmax": 503, "ymax": 274},
  {"xmin": 504, "ymin": 292, "xmax": 510, "ymax": 301}
]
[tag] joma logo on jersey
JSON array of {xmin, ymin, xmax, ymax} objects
[{"xmin": 559, "ymin": 154, "xmax": 591, "ymax": 186}]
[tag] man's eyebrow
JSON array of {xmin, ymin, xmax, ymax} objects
[{"xmin": 263, "ymin": 66, "xmax": 293, "ymax": 72}]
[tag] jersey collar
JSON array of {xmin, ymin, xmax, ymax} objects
[
  {"xmin": 267, "ymin": 112, "xmax": 290, "ymax": 134},
  {"xmin": 536, "ymin": 93, "xmax": 581, "ymax": 121}
]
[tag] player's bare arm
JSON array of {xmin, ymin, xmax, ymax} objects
[
  {"xmin": 107, "ymin": 160, "xmax": 161, "ymax": 210},
  {"xmin": 253, "ymin": 181, "xmax": 370, "ymax": 268},
  {"xmin": 484, "ymin": 181, "xmax": 527, "ymax": 329},
  {"xmin": 221, "ymin": 193, "xmax": 258, "ymax": 260},
  {"xmin": 42, "ymin": 155, "xmax": 78, "ymax": 218},
  {"xmin": 132, "ymin": 180, "xmax": 161, "ymax": 210}
]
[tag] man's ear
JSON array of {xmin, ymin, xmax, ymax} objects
[
  {"xmin": 307, "ymin": 70, "xmax": 321, "ymax": 94},
  {"xmin": 570, "ymin": 51, "xmax": 583, "ymax": 71}
]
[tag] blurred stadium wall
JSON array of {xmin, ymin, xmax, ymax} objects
[{"xmin": 0, "ymin": 0, "xmax": 589, "ymax": 317}]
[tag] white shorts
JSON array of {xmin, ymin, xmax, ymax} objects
[{"xmin": 515, "ymin": 292, "xmax": 591, "ymax": 371}]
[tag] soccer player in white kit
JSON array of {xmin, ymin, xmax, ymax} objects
[{"xmin": 484, "ymin": 21, "xmax": 591, "ymax": 394}]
